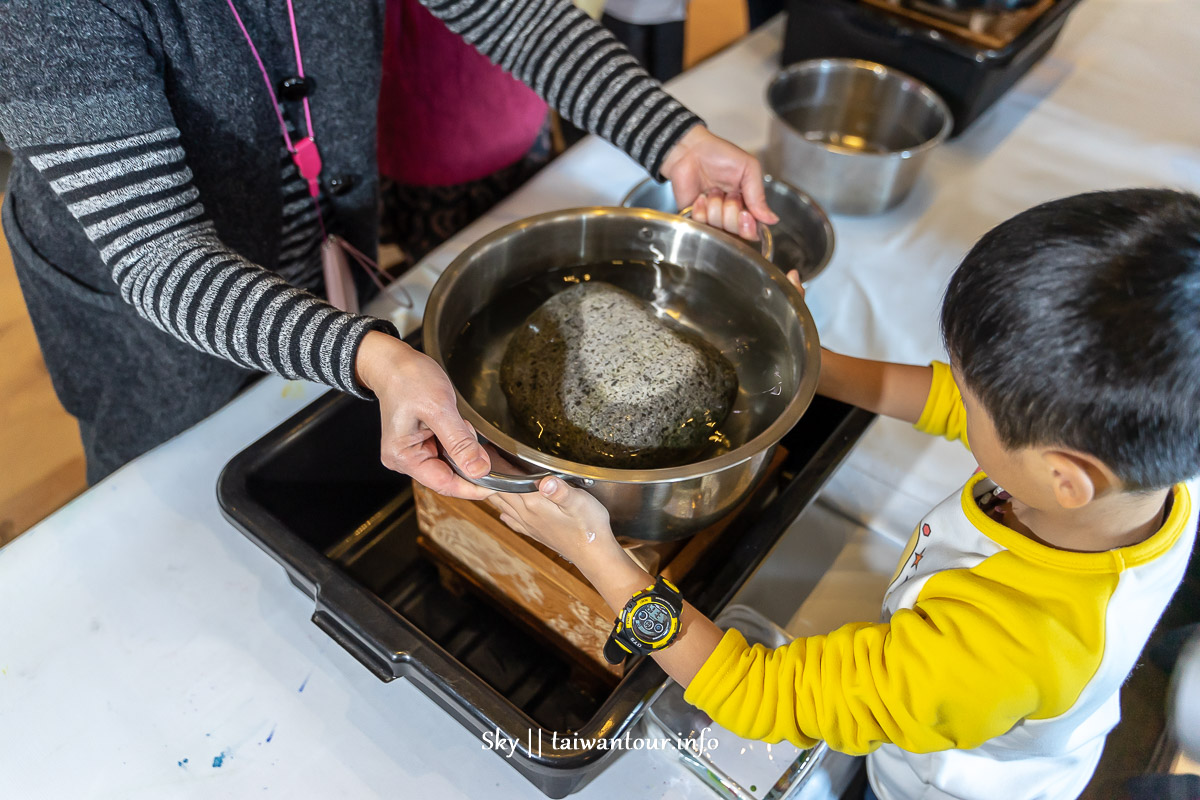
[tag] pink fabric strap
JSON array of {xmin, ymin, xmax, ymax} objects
[
  {"xmin": 283, "ymin": 0, "xmax": 317, "ymax": 141},
  {"xmin": 227, "ymin": 0, "xmax": 407, "ymax": 312},
  {"xmin": 225, "ymin": 0, "xmax": 295, "ymax": 151}
]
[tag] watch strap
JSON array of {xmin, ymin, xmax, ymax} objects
[
  {"xmin": 654, "ymin": 576, "xmax": 683, "ymax": 614},
  {"xmin": 603, "ymin": 625, "xmax": 635, "ymax": 665}
]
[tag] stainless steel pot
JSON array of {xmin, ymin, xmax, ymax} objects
[
  {"xmin": 765, "ymin": 59, "xmax": 952, "ymax": 215},
  {"xmin": 423, "ymin": 207, "xmax": 821, "ymax": 541}
]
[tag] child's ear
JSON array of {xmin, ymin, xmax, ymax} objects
[{"xmin": 1041, "ymin": 450, "xmax": 1114, "ymax": 509}]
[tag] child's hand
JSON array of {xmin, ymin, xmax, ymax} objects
[
  {"xmin": 487, "ymin": 476, "xmax": 619, "ymax": 565},
  {"xmin": 786, "ymin": 268, "xmax": 805, "ymax": 299}
]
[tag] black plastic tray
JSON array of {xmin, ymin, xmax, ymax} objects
[
  {"xmin": 782, "ymin": 0, "xmax": 1085, "ymax": 135},
  {"xmin": 218, "ymin": 371, "xmax": 873, "ymax": 797}
]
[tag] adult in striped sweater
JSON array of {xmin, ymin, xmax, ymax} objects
[{"xmin": 0, "ymin": 0, "xmax": 776, "ymax": 487}]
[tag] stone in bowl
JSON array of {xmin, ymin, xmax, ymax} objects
[{"xmin": 500, "ymin": 282, "xmax": 738, "ymax": 469}]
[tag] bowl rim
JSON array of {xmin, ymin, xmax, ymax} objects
[
  {"xmin": 761, "ymin": 173, "xmax": 837, "ymax": 280},
  {"xmin": 620, "ymin": 175, "xmax": 837, "ymax": 281},
  {"xmin": 766, "ymin": 57, "xmax": 954, "ymax": 160},
  {"xmin": 422, "ymin": 206, "xmax": 822, "ymax": 485},
  {"xmin": 619, "ymin": 177, "xmax": 678, "ymax": 211}
]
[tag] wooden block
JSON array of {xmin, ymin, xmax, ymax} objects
[
  {"xmin": 413, "ymin": 446, "xmax": 787, "ymax": 678},
  {"xmin": 414, "ymin": 486, "xmax": 623, "ymax": 680},
  {"xmin": 618, "ymin": 538, "xmax": 686, "ymax": 576}
]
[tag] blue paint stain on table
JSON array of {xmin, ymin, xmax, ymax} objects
[
  {"xmin": 298, "ymin": 672, "xmax": 311, "ymax": 693},
  {"xmin": 213, "ymin": 749, "xmax": 231, "ymax": 768},
  {"xmin": 177, "ymin": 758, "xmax": 188, "ymax": 768},
  {"xmin": 266, "ymin": 727, "xmax": 275, "ymax": 743}
]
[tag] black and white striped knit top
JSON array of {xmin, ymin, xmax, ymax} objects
[
  {"xmin": 275, "ymin": 118, "xmax": 329, "ymax": 293},
  {"xmin": 22, "ymin": 128, "xmax": 381, "ymax": 394},
  {"xmin": 277, "ymin": 154, "xmax": 325, "ymax": 292},
  {"xmin": 0, "ymin": 0, "xmax": 702, "ymax": 400}
]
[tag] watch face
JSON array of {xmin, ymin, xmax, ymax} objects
[{"xmin": 630, "ymin": 600, "xmax": 674, "ymax": 645}]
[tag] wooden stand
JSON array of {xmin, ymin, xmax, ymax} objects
[{"xmin": 414, "ymin": 448, "xmax": 787, "ymax": 682}]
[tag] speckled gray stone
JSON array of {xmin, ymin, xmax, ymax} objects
[{"xmin": 500, "ymin": 282, "xmax": 737, "ymax": 468}]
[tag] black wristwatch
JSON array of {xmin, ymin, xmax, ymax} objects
[{"xmin": 603, "ymin": 576, "xmax": 684, "ymax": 665}]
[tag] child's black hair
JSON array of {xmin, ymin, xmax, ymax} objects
[{"xmin": 941, "ymin": 188, "xmax": 1200, "ymax": 491}]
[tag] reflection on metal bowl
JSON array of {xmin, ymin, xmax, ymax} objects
[
  {"xmin": 621, "ymin": 175, "xmax": 835, "ymax": 283},
  {"xmin": 423, "ymin": 207, "xmax": 821, "ymax": 541}
]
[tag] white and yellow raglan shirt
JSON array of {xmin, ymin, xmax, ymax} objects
[{"xmin": 685, "ymin": 362, "xmax": 1199, "ymax": 800}]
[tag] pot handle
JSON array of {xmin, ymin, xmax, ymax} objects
[
  {"xmin": 436, "ymin": 439, "xmax": 594, "ymax": 494},
  {"xmin": 679, "ymin": 206, "xmax": 774, "ymax": 263}
]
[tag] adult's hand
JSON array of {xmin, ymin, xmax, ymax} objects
[
  {"xmin": 355, "ymin": 331, "xmax": 494, "ymax": 500},
  {"xmin": 660, "ymin": 125, "xmax": 779, "ymax": 239}
]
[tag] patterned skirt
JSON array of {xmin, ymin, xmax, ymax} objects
[{"xmin": 378, "ymin": 120, "xmax": 553, "ymax": 267}]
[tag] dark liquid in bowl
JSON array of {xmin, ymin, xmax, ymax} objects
[{"xmin": 447, "ymin": 262, "xmax": 749, "ymax": 469}]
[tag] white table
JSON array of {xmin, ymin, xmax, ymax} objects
[{"xmin": 3, "ymin": 3, "xmax": 1198, "ymax": 796}]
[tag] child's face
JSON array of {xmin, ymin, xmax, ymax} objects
[{"xmin": 952, "ymin": 364, "xmax": 1061, "ymax": 511}]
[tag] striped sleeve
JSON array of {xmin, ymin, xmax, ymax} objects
[
  {"xmin": 20, "ymin": 128, "xmax": 392, "ymax": 398},
  {"xmin": 420, "ymin": 0, "xmax": 703, "ymax": 177},
  {"xmin": 0, "ymin": 0, "xmax": 394, "ymax": 400}
]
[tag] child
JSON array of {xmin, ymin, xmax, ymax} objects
[{"xmin": 487, "ymin": 189, "xmax": 1200, "ymax": 800}]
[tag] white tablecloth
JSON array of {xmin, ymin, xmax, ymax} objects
[{"xmin": 2, "ymin": 3, "xmax": 1198, "ymax": 797}]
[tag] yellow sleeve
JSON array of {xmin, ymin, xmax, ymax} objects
[
  {"xmin": 683, "ymin": 553, "xmax": 1113, "ymax": 755},
  {"xmin": 914, "ymin": 361, "xmax": 969, "ymax": 447}
]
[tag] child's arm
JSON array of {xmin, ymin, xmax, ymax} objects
[
  {"xmin": 489, "ymin": 478, "xmax": 1100, "ymax": 755},
  {"xmin": 486, "ymin": 475, "xmax": 726, "ymax": 687},
  {"xmin": 819, "ymin": 355, "xmax": 968, "ymax": 445},
  {"xmin": 784, "ymin": 270, "xmax": 932, "ymax": 424},
  {"xmin": 818, "ymin": 350, "xmax": 933, "ymax": 425},
  {"xmin": 783, "ymin": 271, "xmax": 961, "ymax": 439}
]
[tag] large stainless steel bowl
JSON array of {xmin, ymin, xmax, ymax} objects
[
  {"xmin": 765, "ymin": 59, "xmax": 952, "ymax": 215},
  {"xmin": 423, "ymin": 207, "xmax": 821, "ymax": 541}
]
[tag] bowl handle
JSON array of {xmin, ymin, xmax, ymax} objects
[
  {"xmin": 679, "ymin": 206, "xmax": 774, "ymax": 262},
  {"xmin": 436, "ymin": 440, "xmax": 594, "ymax": 494}
]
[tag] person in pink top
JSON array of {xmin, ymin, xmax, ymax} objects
[{"xmin": 377, "ymin": 0, "xmax": 552, "ymax": 263}]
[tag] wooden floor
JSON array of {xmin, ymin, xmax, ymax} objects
[
  {"xmin": 0, "ymin": 3, "xmax": 749, "ymax": 545},
  {"xmin": 0, "ymin": 183, "xmax": 88, "ymax": 546},
  {"xmin": 686, "ymin": 0, "xmax": 750, "ymax": 67}
]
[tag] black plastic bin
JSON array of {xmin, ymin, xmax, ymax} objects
[
  {"xmin": 218, "ymin": 360, "xmax": 873, "ymax": 797},
  {"xmin": 781, "ymin": 0, "xmax": 1085, "ymax": 136}
]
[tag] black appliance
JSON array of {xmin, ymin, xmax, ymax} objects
[{"xmin": 782, "ymin": 0, "xmax": 1085, "ymax": 135}]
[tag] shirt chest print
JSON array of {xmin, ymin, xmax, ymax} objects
[
  {"xmin": 895, "ymin": 523, "xmax": 933, "ymax": 588},
  {"xmin": 910, "ymin": 523, "xmax": 932, "ymax": 570}
]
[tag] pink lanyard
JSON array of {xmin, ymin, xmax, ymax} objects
[
  {"xmin": 226, "ymin": 0, "xmax": 325, "ymax": 233},
  {"xmin": 225, "ymin": 0, "xmax": 411, "ymax": 311}
]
